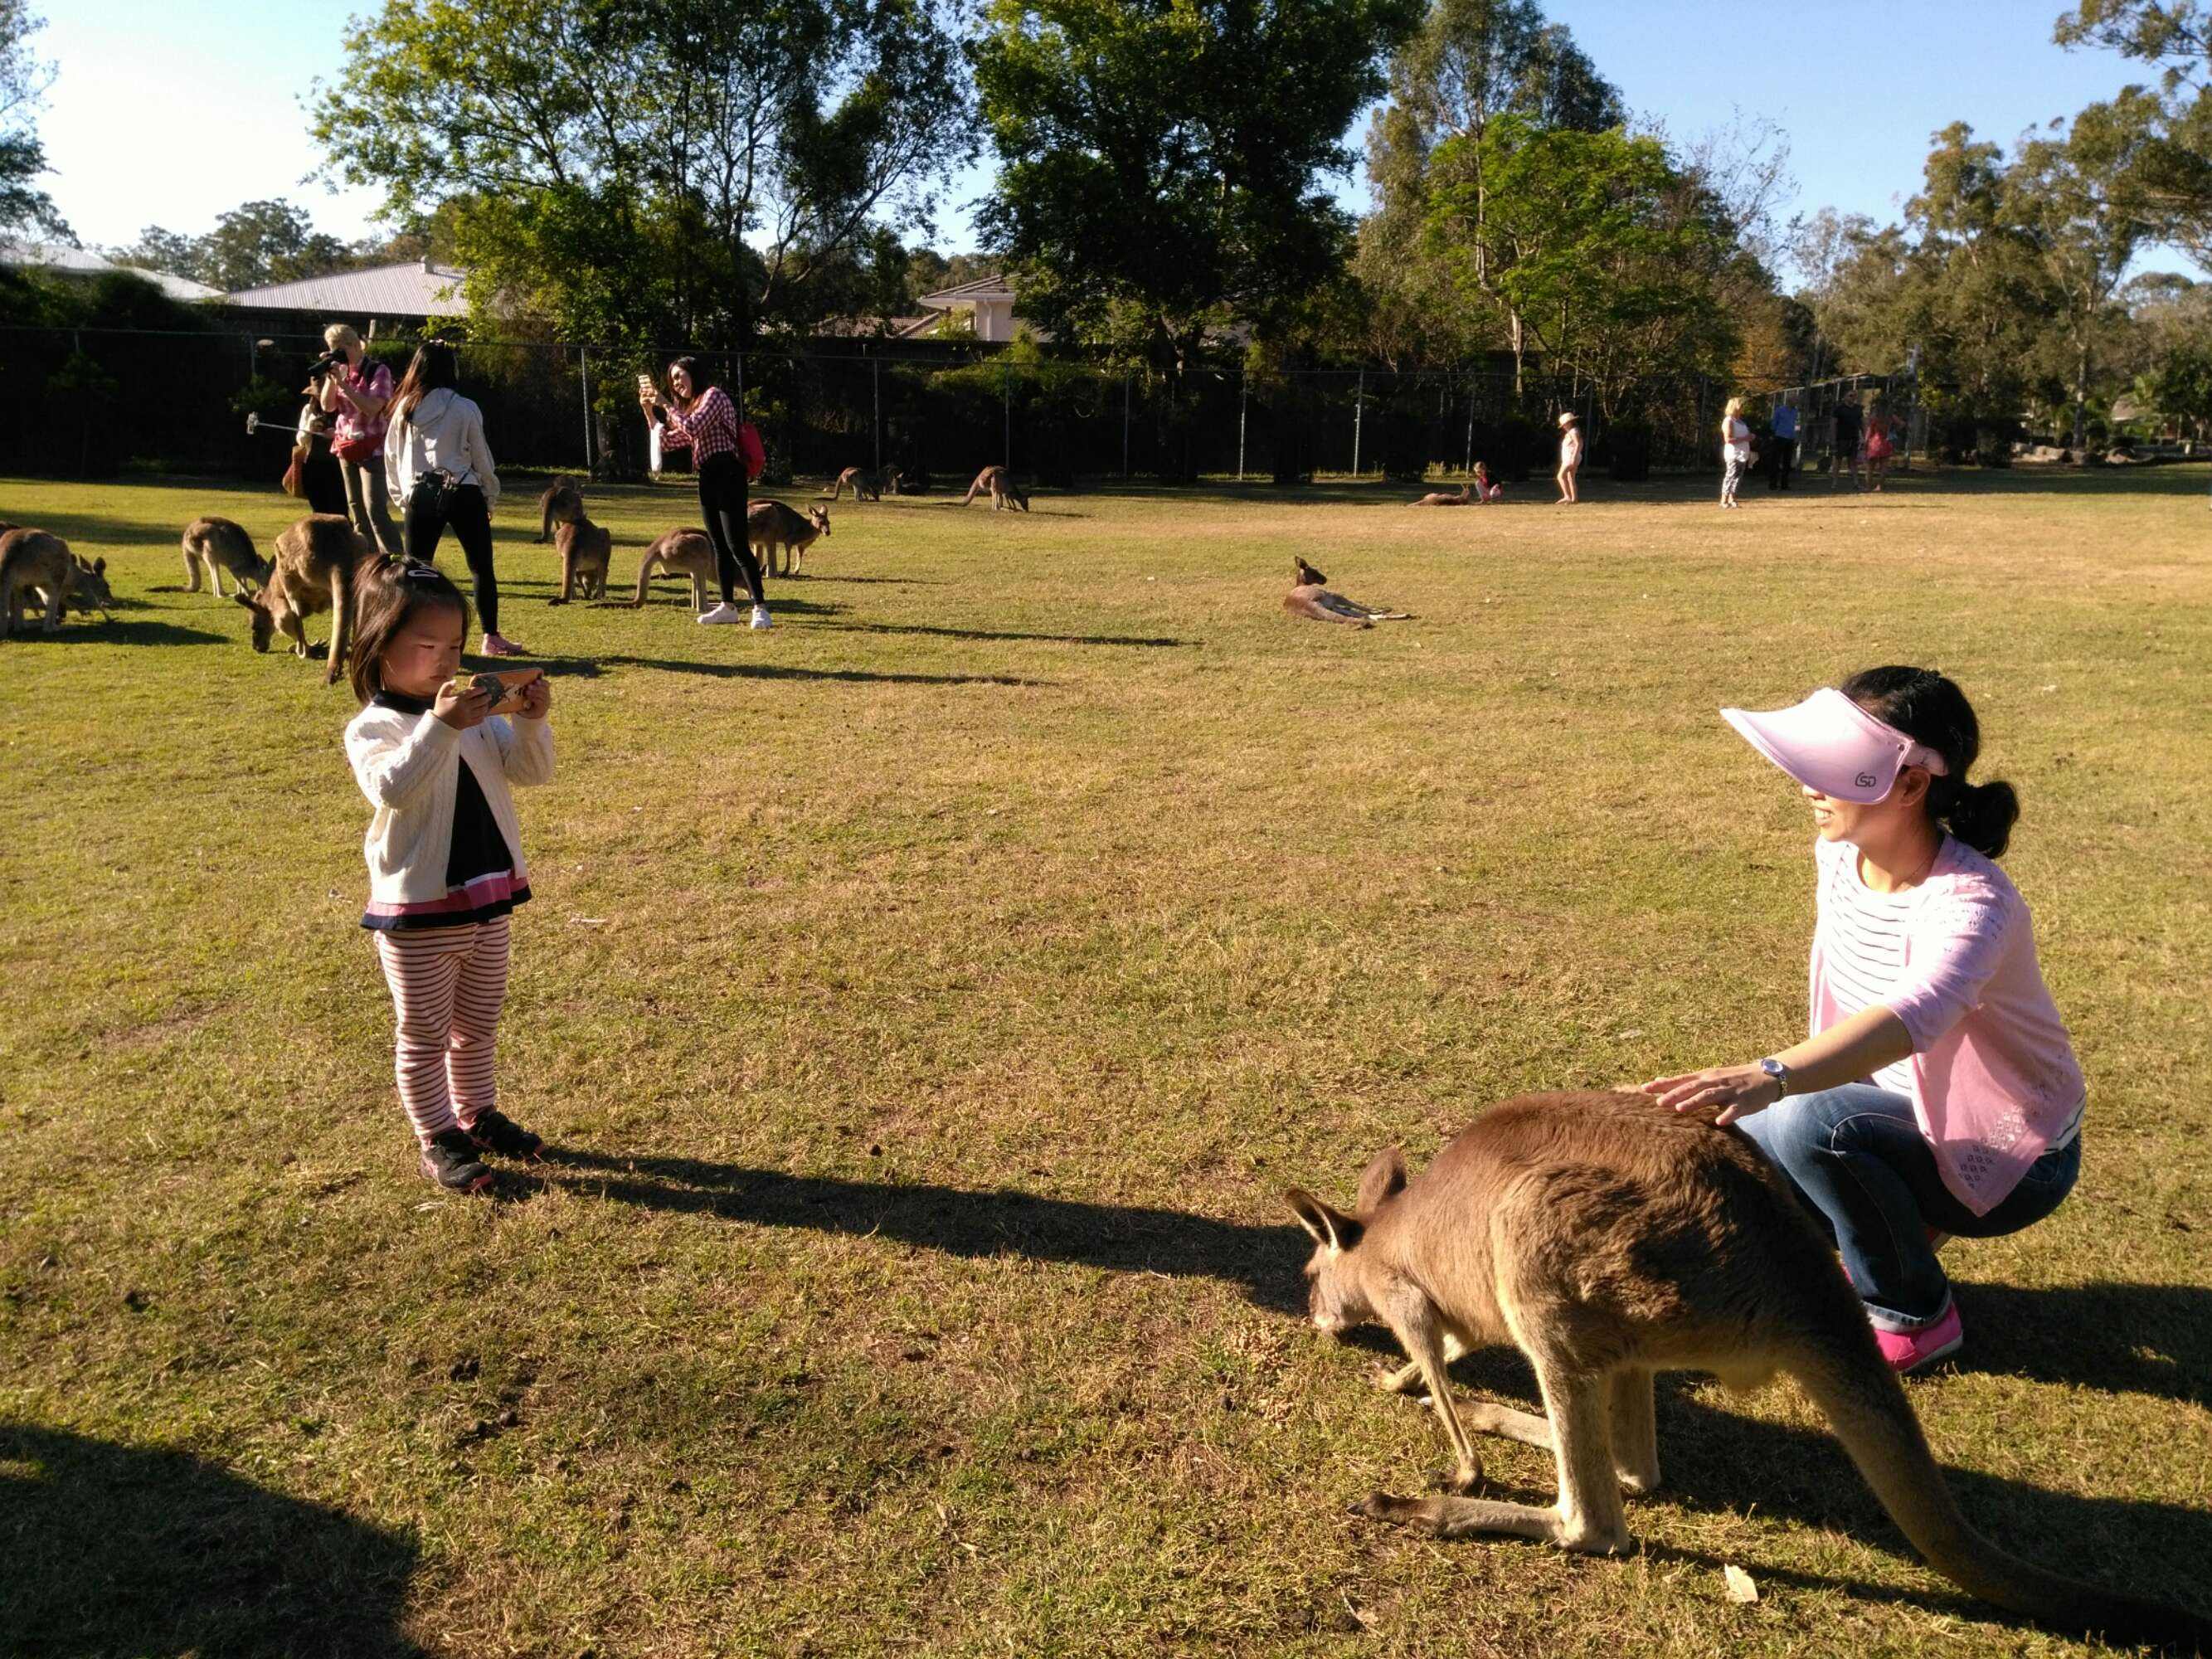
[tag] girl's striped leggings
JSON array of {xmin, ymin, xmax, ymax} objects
[{"xmin": 372, "ymin": 917, "xmax": 511, "ymax": 1143}]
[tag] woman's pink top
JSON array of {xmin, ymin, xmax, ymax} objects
[{"xmin": 1810, "ymin": 834, "xmax": 2085, "ymax": 1215}]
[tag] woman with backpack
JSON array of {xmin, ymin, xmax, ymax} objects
[
  {"xmin": 639, "ymin": 357, "xmax": 771, "ymax": 629},
  {"xmin": 384, "ymin": 339, "xmax": 523, "ymax": 658}
]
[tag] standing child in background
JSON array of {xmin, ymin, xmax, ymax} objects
[
  {"xmin": 1865, "ymin": 405, "xmax": 1895, "ymax": 490},
  {"xmin": 1554, "ymin": 412, "xmax": 1582, "ymax": 504},
  {"xmin": 345, "ymin": 564, "xmax": 555, "ymax": 1194}
]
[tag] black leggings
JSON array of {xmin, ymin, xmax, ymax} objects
[
  {"xmin": 404, "ymin": 480, "xmax": 499, "ymax": 633},
  {"xmin": 698, "ymin": 451, "xmax": 764, "ymax": 607}
]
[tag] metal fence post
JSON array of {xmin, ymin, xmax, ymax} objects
[
  {"xmin": 1003, "ymin": 362, "xmax": 1012, "ymax": 470},
  {"xmin": 1237, "ymin": 374, "xmax": 1247, "ymax": 482},
  {"xmin": 579, "ymin": 346, "xmax": 593, "ymax": 474},
  {"xmin": 872, "ymin": 350, "xmax": 882, "ymax": 470},
  {"xmin": 1352, "ymin": 368, "xmax": 1365, "ymax": 478},
  {"xmin": 1121, "ymin": 374, "xmax": 1130, "ymax": 478}
]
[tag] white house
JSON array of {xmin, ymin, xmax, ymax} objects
[{"xmin": 904, "ymin": 273, "xmax": 1031, "ymax": 342}]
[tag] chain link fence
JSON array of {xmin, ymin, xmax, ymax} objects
[{"xmin": 0, "ymin": 324, "xmax": 1848, "ymax": 489}]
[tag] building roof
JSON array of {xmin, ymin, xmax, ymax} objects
[
  {"xmin": 222, "ymin": 258, "xmax": 470, "ymax": 318},
  {"xmin": 0, "ymin": 241, "xmax": 224, "ymax": 301},
  {"xmin": 916, "ymin": 273, "xmax": 1017, "ymax": 308}
]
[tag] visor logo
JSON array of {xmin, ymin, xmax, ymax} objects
[{"xmin": 1855, "ymin": 771, "xmax": 1878, "ymax": 789}]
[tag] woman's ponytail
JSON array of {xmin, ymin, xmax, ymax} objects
[{"xmin": 1839, "ymin": 664, "xmax": 2020, "ymax": 860}]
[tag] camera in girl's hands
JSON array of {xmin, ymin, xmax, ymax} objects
[{"xmin": 455, "ymin": 668, "xmax": 544, "ymax": 715}]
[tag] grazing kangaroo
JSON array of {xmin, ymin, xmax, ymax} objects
[
  {"xmin": 545, "ymin": 512, "xmax": 612, "ymax": 604},
  {"xmin": 630, "ymin": 527, "xmax": 717, "ymax": 611},
  {"xmin": 961, "ymin": 465, "xmax": 1028, "ymax": 512},
  {"xmin": 748, "ymin": 500, "xmax": 830, "ymax": 577},
  {"xmin": 235, "ymin": 513, "xmax": 369, "ymax": 684},
  {"xmin": 1286, "ymin": 1090, "xmax": 2212, "ymax": 1649},
  {"xmin": 821, "ymin": 465, "xmax": 901, "ymax": 502},
  {"xmin": 537, "ymin": 476, "xmax": 585, "ymax": 544},
  {"xmin": 181, "ymin": 516, "xmax": 273, "ymax": 598},
  {"xmin": 1284, "ymin": 558, "xmax": 1410, "ymax": 627},
  {"xmin": 1, "ymin": 529, "xmax": 113, "ymax": 638}
]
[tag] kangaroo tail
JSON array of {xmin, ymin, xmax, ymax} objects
[
  {"xmin": 632, "ymin": 552, "xmax": 660, "ymax": 607},
  {"xmin": 1791, "ymin": 1334, "xmax": 2212, "ymax": 1650},
  {"xmin": 963, "ymin": 475, "xmax": 983, "ymax": 506},
  {"xmin": 327, "ymin": 561, "xmax": 353, "ymax": 686}
]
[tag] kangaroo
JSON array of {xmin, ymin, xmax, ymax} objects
[
  {"xmin": 748, "ymin": 500, "xmax": 831, "ymax": 577},
  {"xmin": 1284, "ymin": 558, "xmax": 1410, "ymax": 627},
  {"xmin": 181, "ymin": 516, "xmax": 274, "ymax": 598},
  {"xmin": 821, "ymin": 465, "xmax": 901, "ymax": 502},
  {"xmin": 1286, "ymin": 1090, "xmax": 2212, "ymax": 1649},
  {"xmin": 961, "ymin": 465, "xmax": 1028, "ymax": 512},
  {"xmin": 235, "ymin": 513, "xmax": 369, "ymax": 684},
  {"xmin": 545, "ymin": 512, "xmax": 612, "ymax": 604},
  {"xmin": 630, "ymin": 527, "xmax": 717, "ymax": 611},
  {"xmin": 1, "ymin": 529, "xmax": 113, "ymax": 638},
  {"xmin": 537, "ymin": 476, "xmax": 585, "ymax": 544},
  {"xmin": 1411, "ymin": 484, "xmax": 1471, "ymax": 506}
]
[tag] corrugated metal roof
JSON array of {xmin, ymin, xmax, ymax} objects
[
  {"xmin": 0, "ymin": 241, "xmax": 224, "ymax": 301},
  {"xmin": 222, "ymin": 260, "xmax": 470, "ymax": 317},
  {"xmin": 916, "ymin": 274, "xmax": 1014, "ymax": 305}
]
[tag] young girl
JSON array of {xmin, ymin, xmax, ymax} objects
[
  {"xmin": 1473, "ymin": 460, "xmax": 1503, "ymax": 502},
  {"xmin": 639, "ymin": 357, "xmax": 771, "ymax": 629},
  {"xmin": 1864, "ymin": 406, "xmax": 1896, "ymax": 490},
  {"xmin": 1644, "ymin": 667, "xmax": 2084, "ymax": 1372},
  {"xmin": 1719, "ymin": 397, "xmax": 1753, "ymax": 508},
  {"xmin": 1553, "ymin": 412, "xmax": 1582, "ymax": 504},
  {"xmin": 345, "ymin": 564, "xmax": 555, "ymax": 1193}
]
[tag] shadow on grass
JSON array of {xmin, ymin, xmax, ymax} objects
[
  {"xmin": 2, "ymin": 619, "xmax": 227, "ymax": 646},
  {"xmin": 594, "ymin": 655, "xmax": 1044, "ymax": 688},
  {"xmin": 1947, "ymin": 1279, "xmax": 2212, "ymax": 1408},
  {"xmin": 819, "ymin": 620, "xmax": 1189, "ymax": 649},
  {"xmin": 537, "ymin": 1148, "xmax": 1305, "ymax": 1314},
  {"xmin": 0, "ymin": 1422, "xmax": 426, "ymax": 1658}
]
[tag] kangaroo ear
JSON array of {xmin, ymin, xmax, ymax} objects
[
  {"xmin": 1356, "ymin": 1146, "xmax": 1408, "ymax": 1214},
  {"xmin": 1283, "ymin": 1189, "xmax": 1362, "ymax": 1253},
  {"xmin": 93, "ymin": 557, "xmax": 106, "ymax": 574}
]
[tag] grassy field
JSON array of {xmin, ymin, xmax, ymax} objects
[{"xmin": 2, "ymin": 462, "xmax": 2208, "ymax": 1658}]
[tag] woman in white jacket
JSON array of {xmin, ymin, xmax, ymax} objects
[{"xmin": 385, "ymin": 340, "xmax": 523, "ymax": 657}]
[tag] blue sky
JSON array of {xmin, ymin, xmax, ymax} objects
[{"xmin": 36, "ymin": 0, "xmax": 2196, "ymax": 281}]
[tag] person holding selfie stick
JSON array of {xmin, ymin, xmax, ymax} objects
[{"xmin": 639, "ymin": 357, "xmax": 769, "ymax": 629}]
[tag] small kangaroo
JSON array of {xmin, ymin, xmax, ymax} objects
[
  {"xmin": 961, "ymin": 465, "xmax": 1028, "ymax": 512},
  {"xmin": 1, "ymin": 529, "xmax": 113, "ymax": 638},
  {"xmin": 630, "ymin": 527, "xmax": 717, "ymax": 611},
  {"xmin": 1286, "ymin": 1090, "xmax": 2212, "ymax": 1649},
  {"xmin": 537, "ymin": 476, "xmax": 585, "ymax": 544},
  {"xmin": 1284, "ymin": 558, "xmax": 1409, "ymax": 627},
  {"xmin": 821, "ymin": 465, "xmax": 901, "ymax": 502},
  {"xmin": 181, "ymin": 516, "xmax": 274, "ymax": 598},
  {"xmin": 748, "ymin": 500, "xmax": 830, "ymax": 577},
  {"xmin": 235, "ymin": 513, "xmax": 370, "ymax": 684},
  {"xmin": 545, "ymin": 512, "xmax": 612, "ymax": 604}
]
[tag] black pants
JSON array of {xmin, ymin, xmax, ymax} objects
[
  {"xmin": 1768, "ymin": 439, "xmax": 1795, "ymax": 489},
  {"xmin": 404, "ymin": 480, "xmax": 499, "ymax": 634},
  {"xmin": 698, "ymin": 451, "xmax": 764, "ymax": 608}
]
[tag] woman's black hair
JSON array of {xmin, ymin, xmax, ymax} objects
[
  {"xmin": 390, "ymin": 339, "xmax": 459, "ymax": 423},
  {"xmin": 1840, "ymin": 664, "xmax": 2020, "ymax": 859},
  {"xmin": 667, "ymin": 355, "xmax": 704, "ymax": 394}
]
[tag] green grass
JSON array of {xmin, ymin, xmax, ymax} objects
[{"xmin": 2, "ymin": 464, "xmax": 2208, "ymax": 1657}]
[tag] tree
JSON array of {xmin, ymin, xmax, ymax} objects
[
  {"xmin": 311, "ymin": 0, "xmax": 974, "ymax": 349},
  {"xmin": 2055, "ymin": 2, "xmax": 2212, "ymax": 266},
  {"xmin": 0, "ymin": 0, "xmax": 66, "ymax": 241},
  {"xmin": 119, "ymin": 200, "xmax": 360, "ymax": 292},
  {"xmin": 970, "ymin": 0, "xmax": 1423, "ymax": 368}
]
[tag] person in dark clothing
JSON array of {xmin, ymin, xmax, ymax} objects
[
  {"xmin": 639, "ymin": 358, "xmax": 771, "ymax": 630},
  {"xmin": 1831, "ymin": 399, "xmax": 1864, "ymax": 489}
]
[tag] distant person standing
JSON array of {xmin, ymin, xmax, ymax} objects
[
  {"xmin": 1554, "ymin": 411, "xmax": 1583, "ymax": 504},
  {"xmin": 1865, "ymin": 405, "xmax": 1897, "ymax": 490},
  {"xmin": 318, "ymin": 324, "xmax": 402, "ymax": 557},
  {"xmin": 1832, "ymin": 397, "xmax": 1864, "ymax": 489},
  {"xmin": 1768, "ymin": 400, "xmax": 1799, "ymax": 490},
  {"xmin": 639, "ymin": 357, "xmax": 771, "ymax": 629},
  {"xmin": 385, "ymin": 340, "xmax": 523, "ymax": 658},
  {"xmin": 1719, "ymin": 397, "xmax": 1753, "ymax": 509}
]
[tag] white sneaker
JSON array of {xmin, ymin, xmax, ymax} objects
[
  {"xmin": 698, "ymin": 601, "xmax": 745, "ymax": 625},
  {"xmin": 749, "ymin": 606, "xmax": 772, "ymax": 630}
]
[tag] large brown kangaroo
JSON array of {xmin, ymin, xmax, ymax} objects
[
  {"xmin": 960, "ymin": 465, "xmax": 1028, "ymax": 511},
  {"xmin": 1286, "ymin": 1090, "xmax": 2211, "ymax": 1650},
  {"xmin": 1283, "ymin": 558, "xmax": 1409, "ymax": 627},
  {"xmin": 536, "ymin": 476, "xmax": 585, "ymax": 544},
  {"xmin": 234, "ymin": 513, "xmax": 368, "ymax": 685}
]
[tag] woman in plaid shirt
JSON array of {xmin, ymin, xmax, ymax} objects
[{"xmin": 640, "ymin": 357, "xmax": 770, "ymax": 629}]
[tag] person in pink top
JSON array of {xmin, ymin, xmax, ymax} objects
[{"xmin": 1642, "ymin": 666, "xmax": 2084, "ymax": 1374}]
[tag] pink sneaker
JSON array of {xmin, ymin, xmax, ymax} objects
[{"xmin": 1873, "ymin": 1302, "xmax": 1963, "ymax": 1374}]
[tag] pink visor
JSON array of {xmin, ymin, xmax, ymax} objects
[{"xmin": 1720, "ymin": 688, "xmax": 1949, "ymax": 803}]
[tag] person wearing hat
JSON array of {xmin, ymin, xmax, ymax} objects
[
  {"xmin": 1554, "ymin": 411, "xmax": 1582, "ymax": 504},
  {"xmin": 1641, "ymin": 666, "xmax": 2085, "ymax": 1373}
]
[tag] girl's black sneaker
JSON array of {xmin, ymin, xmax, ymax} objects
[
  {"xmin": 463, "ymin": 1108, "xmax": 544, "ymax": 1161},
  {"xmin": 421, "ymin": 1127, "xmax": 497, "ymax": 1194}
]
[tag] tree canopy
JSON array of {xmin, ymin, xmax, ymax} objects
[{"xmin": 0, "ymin": 0, "xmax": 66, "ymax": 241}]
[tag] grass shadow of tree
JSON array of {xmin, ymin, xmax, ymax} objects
[
  {"xmin": 4, "ymin": 619, "xmax": 228, "ymax": 646},
  {"xmin": 0, "ymin": 1422, "xmax": 426, "ymax": 1658},
  {"xmin": 819, "ymin": 621, "xmax": 1189, "ymax": 648},
  {"xmin": 593, "ymin": 656, "xmax": 1044, "ymax": 688}
]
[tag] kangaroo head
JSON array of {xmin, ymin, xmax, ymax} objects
[
  {"xmin": 235, "ymin": 588, "xmax": 275, "ymax": 651},
  {"xmin": 1293, "ymin": 558, "xmax": 1326, "ymax": 587},
  {"xmin": 809, "ymin": 508, "xmax": 830, "ymax": 535},
  {"xmin": 1284, "ymin": 1146, "xmax": 1407, "ymax": 1338}
]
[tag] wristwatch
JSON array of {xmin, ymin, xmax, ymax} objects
[{"xmin": 1758, "ymin": 1058, "xmax": 1790, "ymax": 1098}]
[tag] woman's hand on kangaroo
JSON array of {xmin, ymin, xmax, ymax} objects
[{"xmin": 1641, "ymin": 1065, "xmax": 1782, "ymax": 1127}]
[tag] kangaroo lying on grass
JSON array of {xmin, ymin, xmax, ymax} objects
[
  {"xmin": 1, "ymin": 528, "xmax": 113, "ymax": 637},
  {"xmin": 1286, "ymin": 1090, "xmax": 2212, "ymax": 1650},
  {"xmin": 235, "ymin": 513, "xmax": 369, "ymax": 684},
  {"xmin": 1283, "ymin": 558, "xmax": 1409, "ymax": 627},
  {"xmin": 821, "ymin": 465, "xmax": 900, "ymax": 501},
  {"xmin": 961, "ymin": 465, "xmax": 1028, "ymax": 511},
  {"xmin": 749, "ymin": 500, "xmax": 830, "ymax": 577},
  {"xmin": 545, "ymin": 512, "xmax": 612, "ymax": 604},
  {"xmin": 181, "ymin": 516, "xmax": 273, "ymax": 598},
  {"xmin": 537, "ymin": 476, "xmax": 585, "ymax": 544}
]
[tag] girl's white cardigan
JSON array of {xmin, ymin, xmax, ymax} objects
[{"xmin": 344, "ymin": 704, "xmax": 554, "ymax": 905}]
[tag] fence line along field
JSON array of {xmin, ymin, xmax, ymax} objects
[{"xmin": 2, "ymin": 465, "xmax": 2207, "ymax": 1657}]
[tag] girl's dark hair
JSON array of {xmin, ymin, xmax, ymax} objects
[
  {"xmin": 390, "ymin": 339, "xmax": 459, "ymax": 423},
  {"xmin": 1840, "ymin": 664, "xmax": 2020, "ymax": 859},
  {"xmin": 348, "ymin": 561, "xmax": 472, "ymax": 705}
]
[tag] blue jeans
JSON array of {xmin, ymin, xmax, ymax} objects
[{"xmin": 1737, "ymin": 1084, "xmax": 2082, "ymax": 1331}]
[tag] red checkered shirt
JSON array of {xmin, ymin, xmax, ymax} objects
[{"xmin": 661, "ymin": 385, "xmax": 739, "ymax": 463}]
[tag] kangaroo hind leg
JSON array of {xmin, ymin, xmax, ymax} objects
[{"xmin": 1608, "ymin": 1368, "xmax": 1660, "ymax": 1495}]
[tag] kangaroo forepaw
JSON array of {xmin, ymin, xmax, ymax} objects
[
  {"xmin": 1448, "ymin": 1460, "xmax": 1483, "ymax": 1495},
  {"xmin": 1351, "ymin": 1491, "xmax": 1432, "ymax": 1530},
  {"xmin": 1371, "ymin": 1362, "xmax": 1425, "ymax": 1397}
]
